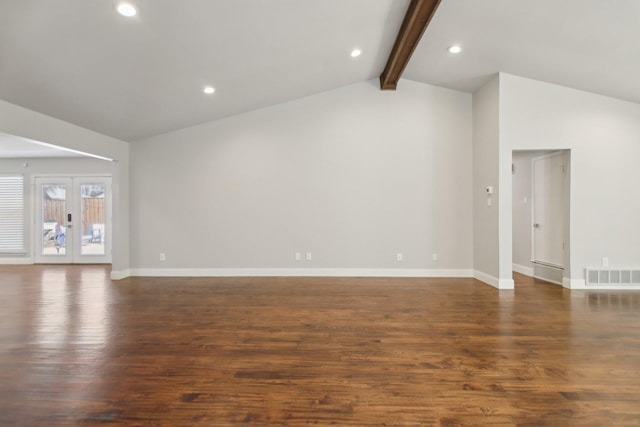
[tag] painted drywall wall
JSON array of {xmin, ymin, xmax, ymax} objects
[
  {"xmin": 0, "ymin": 158, "xmax": 112, "ymax": 263},
  {"xmin": 472, "ymin": 76, "xmax": 502, "ymax": 286},
  {"xmin": 511, "ymin": 151, "xmax": 533, "ymax": 274},
  {"xmin": 0, "ymin": 100, "xmax": 130, "ymax": 276},
  {"xmin": 130, "ymin": 79, "xmax": 473, "ymax": 275},
  {"xmin": 500, "ymin": 74, "xmax": 640, "ymax": 282},
  {"xmin": 511, "ymin": 151, "xmax": 535, "ymax": 274},
  {"xmin": 497, "ymin": 90, "xmax": 514, "ymax": 287}
]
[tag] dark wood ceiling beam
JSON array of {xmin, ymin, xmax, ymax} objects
[{"xmin": 379, "ymin": 0, "xmax": 441, "ymax": 90}]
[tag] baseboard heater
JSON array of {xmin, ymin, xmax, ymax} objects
[
  {"xmin": 533, "ymin": 261, "xmax": 563, "ymax": 285},
  {"xmin": 585, "ymin": 268, "xmax": 640, "ymax": 287}
]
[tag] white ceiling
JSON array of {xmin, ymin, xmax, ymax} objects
[
  {"xmin": 404, "ymin": 0, "xmax": 640, "ymax": 101},
  {"xmin": 0, "ymin": 132, "xmax": 84, "ymax": 158},
  {"xmin": 0, "ymin": 0, "xmax": 638, "ymax": 147},
  {"xmin": 0, "ymin": 0, "xmax": 409, "ymax": 142}
]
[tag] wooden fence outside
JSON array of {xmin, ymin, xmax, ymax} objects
[{"xmin": 43, "ymin": 198, "xmax": 105, "ymax": 235}]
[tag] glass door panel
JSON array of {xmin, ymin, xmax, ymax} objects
[
  {"xmin": 41, "ymin": 184, "xmax": 67, "ymax": 256},
  {"xmin": 74, "ymin": 178, "xmax": 111, "ymax": 263},
  {"xmin": 35, "ymin": 178, "xmax": 73, "ymax": 263},
  {"xmin": 80, "ymin": 183, "xmax": 106, "ymax": 256}
]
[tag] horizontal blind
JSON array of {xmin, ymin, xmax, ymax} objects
[{"xmin": 0, "ymin": 175, "xmax": 25, "ymax": 253}]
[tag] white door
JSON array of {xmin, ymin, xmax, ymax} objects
[
  {"xmin": 532, "ymin": 153, "xmax": 565, "ymax": 268},
  {"xmin": 35, "ymin": 176, "xmax": 112, "ymax": 264}
]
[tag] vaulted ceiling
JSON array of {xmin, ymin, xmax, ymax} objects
[
  {"xmin": 404, "ymin": 0, "xmax": 640, "ymax": 100},
  {"xmin": 1, "ymin": 0, "xmax": 639, "ymax": 148}
]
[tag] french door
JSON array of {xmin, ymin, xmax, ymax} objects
[{"xmin": 35, "ymin": 176, "xmax": 112, "ymax": 264}]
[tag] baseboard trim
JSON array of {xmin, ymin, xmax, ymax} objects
[
  {"xmin": 474, "ymin": 270, "xmax": 514, "ymax": 290},
  {"xmin": 499, "ymin": 278, "xmax": 515, "ymax": 289},
  {"xmin": 0, "ymin": 257, "xmax": 34, "ymax": 265},
  {"xmin": 110, "ymin": 269, "xmax": 131, "ymax": 280},
  {"xmin": 512, "ymin": 263, "xmax": 533, "ymax": 277},
  {"xmin": 474, "ymin": 270, "xmax": 497, "ymax": 288},
  {"xmin": 562, "ymin": 277, "xmax": 585, "ymax": 289},
  {"xmin": 128, "ymin": 268, "xmax": 475, "ymax": 278}
]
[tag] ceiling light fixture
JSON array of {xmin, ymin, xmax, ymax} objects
[
  {"xmin": 116, "ymin": 3, "xmax": 137, "ymax": 17},
  {"xmin": 350, "ymin": 48, "xmax": 362, "ymax": 58},
  {"xmin": 448, "ymin": 45, "xmax": 462, "ymax": 54},
  {"xmin": 203, "ymin": 86, "xmax": 215, "ymax": 94}
]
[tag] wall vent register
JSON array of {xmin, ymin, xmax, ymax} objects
[{"xmin": 586, "ymin": 268, "xmax": 640, "ymax": 287}]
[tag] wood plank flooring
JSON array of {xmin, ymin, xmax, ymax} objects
[{"xmin": 1, "ymin": 265, "xmax": 639, "ymax": 426}]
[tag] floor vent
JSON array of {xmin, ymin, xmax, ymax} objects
[
  {"xmin": 585, "ymin": 268, "xmax": 640, "ymax": 287},
  {"xmin": 533, "ymin": 262, "xmax": 563, "ymax": 285}
]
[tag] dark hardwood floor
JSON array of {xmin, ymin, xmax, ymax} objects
[{"xmin": 1, "ymin": 265, "xmax": 639, "ymax": 426}]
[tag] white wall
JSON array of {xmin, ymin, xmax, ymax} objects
[
  {"xmin": 472, "ymin": 76, "xmax": 505, "ymax": 287},
  {"xmin": 0, "ymin": 100, "xmax": 130, "ymax": 277},
  {"xmin": 0, "ymin": 157, "xmax": 113, "ymax": 263},
  {"xmin": 511, "ymin": 151, "xmax": 534, "ymax": 274},
  {"xmin": 130, "ymin": 79, "xmax": 473, "ymax": 275},
  {"xmin": 500, "ymin": 74, "xmax": 640, "ymax": 283}
]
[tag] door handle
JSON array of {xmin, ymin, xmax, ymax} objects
[{"xmin": 533, "ymin": 223, "xmax": 541, "ymax": 228}]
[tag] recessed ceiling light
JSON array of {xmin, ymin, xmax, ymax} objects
[
  {"xmin": 350, "ymin": 48, "xmax": 362, "ymax": 58},
  {"xmin": 116, "ymin": 3, "xmax": 137, "ymax": 17},
  {"xmin": 448, "ymin": 45, "xmax": 462, "ymax": 54},
  {"xmin": 203, "ymin": 86, "xmax": 215, "ymax": 95}
]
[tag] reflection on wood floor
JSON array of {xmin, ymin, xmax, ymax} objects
[{"xmin": 1, "ymin": 265, "xmax": 639, "ymax": 426}]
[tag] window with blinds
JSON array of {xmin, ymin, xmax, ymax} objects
[{"xmin": 0, "ymin": 175, "xmax": 25, "ymax": 254}]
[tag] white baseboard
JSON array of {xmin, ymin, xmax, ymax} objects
[
  {"xmin": 110, "ymin": 269, "xmax": 131, "ymax": 280},
  {"xmin": 473, "ymin": 270, "xmax": 498, "ymax": 288},
  {"xmin": 127, "ymin": 268, "xmax": 475, "ymax": 278},
  {"xmin": 512, "ymin": 263, "xmax": 533, "ymax": 277},
  {"xmin": 563, "ymin": 277, "xmax": 586, "ymax": 289},
  {"xmin": 0, "ymin": 257, "xmax": 34, "ymax": 265},
  {"xmin": 473, "ymin": 270, "xmax": 514, "ymax": 290},
  {"xmin": 499, "ymin": 278, "xmax": 515, "ymax": 289}
]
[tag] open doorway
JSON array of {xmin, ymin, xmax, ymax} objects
[{"xmin": 512, "ymin": 150, "xmax": 570, "ymax": 285}]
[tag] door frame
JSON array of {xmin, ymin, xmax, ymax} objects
[
  {"xmin": 511, "ymin": 149, "xmax": 572, "ymax": 287},
  {"xmin": 33, "ymin": 174, "xmax": 112, "ymax": 264}
]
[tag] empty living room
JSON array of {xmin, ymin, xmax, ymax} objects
[{"xmin": 1, "ymin": 1, "xmax": 640, "ymax": 425}]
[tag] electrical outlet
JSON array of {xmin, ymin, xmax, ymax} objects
[
  {"xmin": 159, "ymin": 253, "xmax": 166, "ymax": 262},
  {"xmin": 396, "ymin": 253, "xmax": 403, "ymax": 262},
  {"xmin": 602, "ymin": 257, "xmax": 609, "ymax": 267},
  {"xmin": 306, "ymin": 252, "xmax": 312, "ymax": 261},
  {"xmin": 295, "ymin": 252, "xmax": 301, "ymax": 261},
  {"xmin": 432, "ymin": 253, "xmax": 438, "ymax": 261}
]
